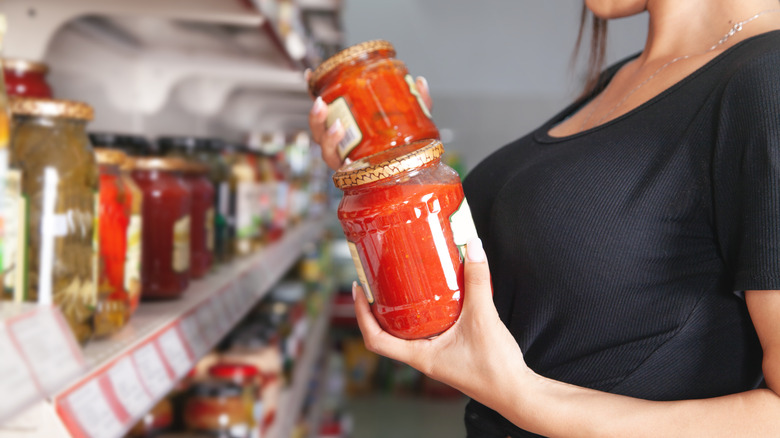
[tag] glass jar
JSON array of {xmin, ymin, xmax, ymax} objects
[
  {"xmin": 333, "ymin": 139, "xmax": 478, "ymax": 340},
  {"xmin": 208, "ymin": 363, "xmax": 261, "ymax": 434},
  {"xmin": 308, "ymin": 40, "xmax": 439, "ymax": 163},
  {"xmin": 2, "ymin": 58, "xmax": 53, "ymax": 98},
  {"xmin": 226, "ymin": 144, "xmax": 258, "ymax": 256},
  {"xmin": 202, "ymin": 139, "xmax": 232, "ymax": 265},
  {"xmin": 93, "ymin": 148, "xmax": 132, "ymax": 337},
  {"xmin": 131, "ymin": 157, "xmax": 191, "ymax": 299},
  {"xmin": 90, "ymin": 134, "xmax": 144, "ymax": 312},
  {"xmin": 181, "ymin": 162, "xmax": 215, "ymax": 279},
  {"xmin": 9, "ymin": 97, "xmax": 99, "ymax": 344},
  {"xmin": 184, "ymin": 380, "xmax": 253, "ymax": 438}
]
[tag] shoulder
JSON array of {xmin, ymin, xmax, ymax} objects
[{"xmin": 720, "ymin": 31, "xmax": 780, "ymax": 88}]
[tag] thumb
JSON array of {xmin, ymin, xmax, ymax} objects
[{"xmin": 463, "ymin": 238, "xmax": 494, "ymax": 311}]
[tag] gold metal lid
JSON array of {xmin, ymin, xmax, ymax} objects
[
  {"xmin": 180, "ymin": 160, "xmax": 210, "ymax": 175},
  {"xmin": 10, "ymin": 96, "xmax": 94, "ymax": 121},
  {"xmin": 308, "ymin": 40, "xmax": 395, "ymax": 94},
  {"xmin": 332, "ymin": 139, "xmax": 444, "ymax": 189},
  {"xmin": 131, "ymin": 156, "xmax": 190, "ymax": 172},
  {"xmin": 94, "ymin": 148, "xmax": 128, "ymax": 166},
  {"xmin": 2, "ymin": 58, "xmax": 49, "ymax": 74}
]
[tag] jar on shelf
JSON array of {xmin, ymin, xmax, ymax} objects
[
  {"xmin": 225, "ymin": 144, "xmax": 258, "ymax": 256},
  {"xmin": 184, "ymin": 379, "xmax": 254, "ymax": 438},
  {"xmin": 90, "ymin": 134, "xmax": 144, "ymax": 312},
  {"xmin": 93, "ymin": 148, "xmax": 133, "ymax": 337},
  {"xmin": 308, "ymin": 40, "xmax": 439, "ymax": 163},
  {"xmin": 202, "ymin": 139, "xmax": 233, "ymax": 265},
  {"xmin": 181, "ymin": 161, "xmax": 215, "ymax": 279},
  {"xmin": 2, "ymin": 58, "xmax": 53, "ymax": 98},
  {"xmin": 209, "ymin": 363, "xmax": 261, "ymax": 433},
  {"xmin": 9, "ymin": 96, "xmax": 99, "ymax": 344},
  {"xmin": 332, "ymin": 139, "xmax": 479, "ymax": 340},
  {"xmin": 131, "ymin": 157, "xmax": 191, "ymax": 300}
]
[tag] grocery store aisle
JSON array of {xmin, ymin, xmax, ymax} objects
[{"xmin": 346, "ymin": 394, "xmax": 468, "ymax": 438}]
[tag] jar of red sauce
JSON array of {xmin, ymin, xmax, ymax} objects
[
  {"xmin": 308, "ymin": 40, "xmax": 439, "ymax": 163},
  {"xmin": 181, "ymin": 162, "xmax": 215, "ymax": 279},
  {"xmin": 94, "ymin": 148, "xmax": 133, "ymax": 337},
  {"xmin": 131, "ymin": 157, "xmax": 191, "ymax": 299},
  {"xmin": 2, "ymin": 58, "xmax": 53, "ymax": 98},
  {"xmin": 333, "ymin": 139, "xmax": 479, "ymax": 340}
]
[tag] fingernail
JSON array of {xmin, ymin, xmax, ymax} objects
[
  {"xmin": 328, "ymin": 118, "xmax": 343, "ymax": 135},
  {"xmin": 466, "ymin": 238, "xmax": 485, "ymax": 262},
  {"xmin": 313, "ymin": 96, "xmax": 326, "ymax": 114},
  {"xmin": 417, "ymin": 75, "xmax": 429, "ymax": 92},
  {"xmin": 352, "ymin": 281, "xmax": 358, "ymax": 301},
  {"xmin": 344, "ymin": 157, "xmax": 353, "ymax": 165}
]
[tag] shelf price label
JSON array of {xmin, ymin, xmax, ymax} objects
[
  {"xmin": 0, "ymin": 324, "xmax": 41, "ymax": 422},
  {"xmin": 196, "ymin": 302, "xmax": 221, "ymax": 345},
  {"xmin": 63, "ymin": 380, "xmax": 124, "ymax": 438},
  {"xmin": 179, "ymin": 313, "xmax": 207, "ymax": 358},
  {"xmin": 157, "ymin": 327, "xmax": 192, "ymax": 378},
  {"xmin": 132, "ymin": 343, "xmax": 172, "ymax": 399},
  {"xmin": 212, "ymin": 293, "xmax": 233, "ymax": 333},
  {"xmin": 106, "ymin": 357, "xmax": 152, "ymax": 419},
  {"xmin": 8, "ymin": 307, "xmax": 85, "ymax": 395}
]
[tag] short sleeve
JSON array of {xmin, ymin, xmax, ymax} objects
[{"xmin": 713, "ymin": 48, "xmax": 780, "ymax": 291}]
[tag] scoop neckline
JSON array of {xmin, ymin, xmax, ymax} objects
[{"xmin": 535, "ymin": 29, "xmax": 780, "ymax": 144}]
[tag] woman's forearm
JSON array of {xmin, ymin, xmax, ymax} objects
[{"xmin": 490, "ymin": 371, "xmax": 780, "ymax": 438}]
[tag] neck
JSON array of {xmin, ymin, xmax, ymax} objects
[{"xmin": 640, "ymin": 0, "xmax": 780, "ymax": 64}]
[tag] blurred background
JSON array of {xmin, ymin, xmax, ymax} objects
[{"xmin": 0, "ymin": 1, "xmax": 647, "ymax": 438}]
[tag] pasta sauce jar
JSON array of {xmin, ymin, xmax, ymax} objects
[
  {"xmin": 131, "ymin": 157, "xmax": 192, "ymax": 299},
  {"xmin": 333, "ymin": 139, "xmax": 478, "ymax": 339},
  {"xmin": 308, "ymin": 40, "xmax": 439, "ymax": 163}
]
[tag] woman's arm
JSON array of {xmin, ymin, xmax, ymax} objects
[{"xmin": 353, "ymin": 239, "xmax": 780, "ymax": 437}]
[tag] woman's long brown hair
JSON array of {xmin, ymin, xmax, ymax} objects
[{"xmin": 572, "ymin": 5, "xmax": 608, "ymax": 98}]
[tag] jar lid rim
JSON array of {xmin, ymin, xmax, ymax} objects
[
  {"xmin": 332, "ymin": 139, "xmax": 444, "ymax": 189},
  {"xmin": 131, "ymin": 156, "xmax": 190, "ymax": 171},
  {"xmin": 308, "ymin": 39, "xmax": 395, "ymax": 93},
  {"xmin": 2, "ymin": 58, "xmax": 48, "ymax": 73},
  {"xmin": 10, "ymin": 96, "xmax": 93, "ymax": 121},
  {"xmin": 94, "ymin": 148, "xmax": 128, "ymax": 166}
]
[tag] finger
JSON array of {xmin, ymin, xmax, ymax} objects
[
  {"xmin": 320, "ymin": 119, "xmax": 345, "ymax": 170},
  {"xmin": 416, "ymin": 76, "xmax": 433, "ymax": 111},
  {"xmin": 352, "ymin": 281, "xmax": 416, "ymax": 364},
  {"xmin": 462, "ymin": 238, "xmax": 496, "ymax": 314},
  {"xmin": 308, "ymin": 96, "xmax": 328, "ymax": 142}
]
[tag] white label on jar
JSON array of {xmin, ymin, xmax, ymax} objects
[
  {"xmin": 405, "ymin": 74, "xmax": 433, "ymax": 119},
  {"xmin": 347, "ymin": 240, "xmax": 373, "ymax": 304},
  {"xmin": 327, "ymin": 97, "xmax": 363, "ymax": 161},
  {"xmin": 124, "ymin": 214, "xmax": 142, "ymax": 296},
  {"xmin": 449, "ymin": 198, "xmax": 479, "ymax": 260},
  {"xmin": 172, "ymin": 215, "xmax": 191, "ymax": 273}
]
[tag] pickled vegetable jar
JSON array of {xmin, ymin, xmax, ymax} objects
[
  {"xmin": 90, "ymin": 134, "xmax": 144, "ymax": 311},
  {"xmin": 9, "ymin": 97, "xmax": 99, "ymax": 344},
  {"xmin": 2, "ymin": 58, "xmax": 52, "ymax": 98},
  {"xmin": 94, "ymin": 148, "xmax": 132, "ymax": 336},
  {"xmin": 131, "ymin": 157, "xmax": 191, "ymax": 299},
  {"xmin": 308, "ymin": 40, "xmax": 439, "ymax": 162},
  {"xmin": 333, "ymin": 139, "xmax": 478, "ymax": 339},
  {"xmin": 181, "ymin": 162, "xmax": 214, "ymax": 279}
]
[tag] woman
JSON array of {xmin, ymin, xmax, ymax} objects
[{"xmin": 309, "ymin": 0, "xmax": 780, "ymax": 436}]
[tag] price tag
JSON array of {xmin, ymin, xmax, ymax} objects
[
  {"xmin": 64, "ymin": 380, "xmax": 124, "ymax": 438},
  {"xmin": 9, "ymin": 308, "xmax": 84, "ymax": 395},
  {"xmin": 212, "ymin": 294, "xmax": 232, "ymax": 332},
  {"xmin": 157, "ymin": 327, "xmax": 192, "ymax": 378},
  {"xmin": 226, "ymin": 283, "xmax": 244, "ymax": 319},
  {"xmin": 106, "ymin": 357, "xmax": 152, "ymax": 418},
  {"xmin": 179, "ymin": 313, "xmax": 207, "ymax": 358},
  {"xmin": 0, "ymin": 325, "xmax": 41, "ymax": 421},
  {"xmin": 196, "ymin": 303, "xmax": 220, "ymax": 345},
  {"xmin": 132, "ymin": 343, "xmax": 172, "ymax": 398}
]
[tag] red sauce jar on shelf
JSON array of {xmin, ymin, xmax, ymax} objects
[
  {"xmin": 131, "ymin": 157, "xmax": 192, "ymax": 299},
  {"xmin": 308, "ymin": 40, "xmax": 439, "ymax": 163},
  {"xmin": 2, "ymin": 58, "xmax": 53, "ymax": 98},
  {"xmin": 333, "ymin": 139, "xmax": 479, "ymax": 340},
  {"xmin": 181, "ymin": 162, "xmax": 215, "ymax": 279}
]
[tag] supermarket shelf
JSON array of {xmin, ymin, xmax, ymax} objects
[
  {"xmin": 0, "ymin": 218, "xmax": 326, "ymax": 438},
  {"xmin": 267, "ymin": 292, "xmax": 334, "ymax": 438}
]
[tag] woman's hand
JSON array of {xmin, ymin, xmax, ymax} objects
[
  {"xmin": 352, "ymin": 238, "xmax": 532, "ymax": 408},
  {"xmin": 306, "ymin": 70, "xmax": 432, "ymax": 171}
]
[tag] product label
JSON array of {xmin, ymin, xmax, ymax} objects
[
  {"xmin": 327, "ymin": 97, "xmax": 363, "ymax": 160},
  {"xmin": 172, "ymin": 215, "xmax": 191, "ymax": 273},
  {"xmin": 124, "ymin": 214, "xmax": 142, "ymax": 299},
  {"xmin": 236, "ymin": 182, "xmax": 255, "ymax": 240},
  {"xmin": 347, "ymin": 241, "xmax": 374, "ymax": 304},
  {"xmin": 449, "ymin": 198, "xmax": 479, "ymax": 260},
  {"xmin": 205, "ymin": 207, "xmax": 215, "ymax": 251},
  {"xmin": 405, "ymin": 74, "xmax": 433, "ymax": 119}
]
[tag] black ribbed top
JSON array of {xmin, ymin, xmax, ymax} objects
[{"xmin": 462, "ymin": 31, "xmax": 780, "ymax": 437}]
